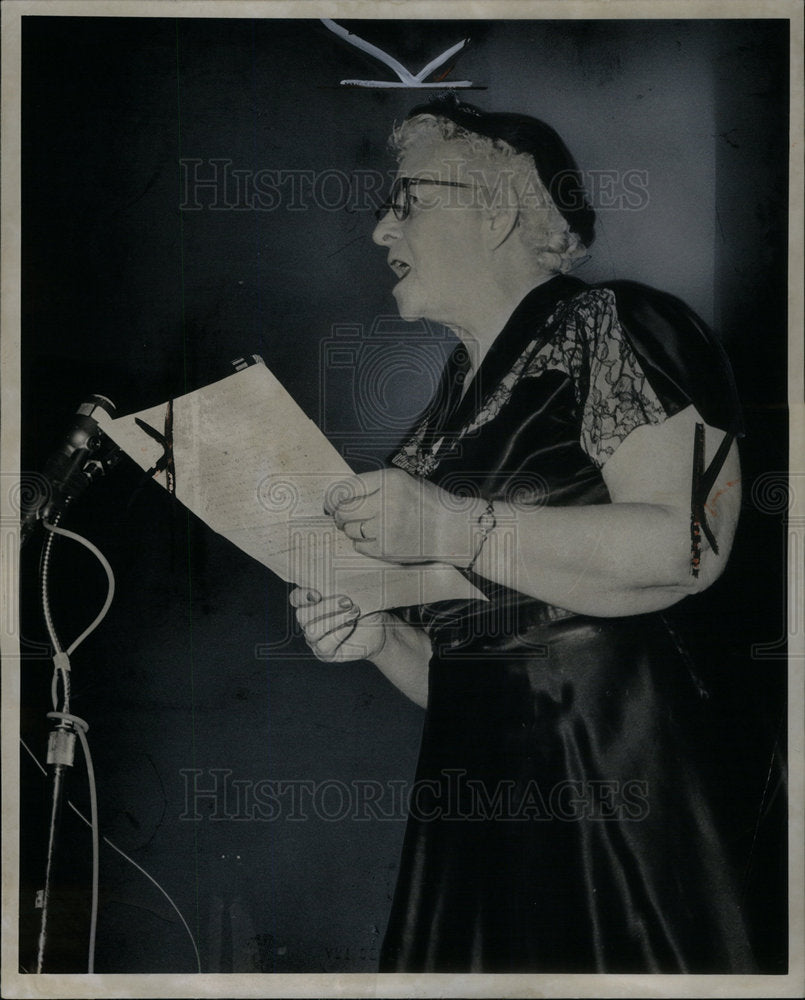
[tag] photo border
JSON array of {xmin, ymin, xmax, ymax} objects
[{"xmin": 2, "ymin": 1, "xmax": 802, "ymax": 997}]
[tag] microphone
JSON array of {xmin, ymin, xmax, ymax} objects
[
  {"xmin": 20, "ymin": 395, "xmax": 120, "ymax": 547},
  {"xmin": 20, "ymin": 358, "xmax": 264, "ymax": 547}
]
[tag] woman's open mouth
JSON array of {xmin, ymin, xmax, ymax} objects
[{"xmin": 389, "ymin": 258, "xmax": 411, "ymax": 281}]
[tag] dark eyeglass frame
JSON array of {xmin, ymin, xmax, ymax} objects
[{"xmin": 374, "ymin": 177, "xmax": 473, "ymax": 222}]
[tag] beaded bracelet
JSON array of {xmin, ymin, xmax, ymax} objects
[{"xmin": 467, "ymin": 499, "xmax": 496, "ymax": 572}]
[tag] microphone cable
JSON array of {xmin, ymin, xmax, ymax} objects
[
  {"xmin": 20, "ymin": 736, "xmax": 202, "ymax": 973},
  {"xmin": 37, "ymin": 513, "xmax": 113, "ymax": 972},
  {"xmin": 27, "ymin": 514, "xmax": 201, "ymax": 973}
]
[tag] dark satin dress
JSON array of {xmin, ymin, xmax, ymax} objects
[{"xmin": 379, "ymin": 275, "xmax": 757, "ymax": 973}]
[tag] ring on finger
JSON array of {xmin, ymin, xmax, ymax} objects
[{"xmin": 311, "ymin": 606, "xmax": 359, "ymax": 638}]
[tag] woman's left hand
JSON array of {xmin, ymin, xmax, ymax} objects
[{"xmin": 324, "ymin": 468, "xmax": 471, "ymax": 565}]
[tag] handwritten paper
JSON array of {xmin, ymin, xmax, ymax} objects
[{"xmin": 96, "ymin": 363, "xmax": 485, "ymax": 617}]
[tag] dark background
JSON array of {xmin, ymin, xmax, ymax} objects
[{"xmin": 18, "ymin": 15, "xmax": 789, "ymax": 974}]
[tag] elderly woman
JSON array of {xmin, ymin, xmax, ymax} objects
[{"xmin": 291, "ymin": 96, "xmax": 753, "ymax": 972}]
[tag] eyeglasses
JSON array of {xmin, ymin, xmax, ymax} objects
[{"xmin": 374, "ymin": 177, "xmax": 473, "ymax": 222}]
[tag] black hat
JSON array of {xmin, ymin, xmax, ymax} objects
[{"xmin": 405, "ymin": 94, "xmax": 595, "ymax": 247}]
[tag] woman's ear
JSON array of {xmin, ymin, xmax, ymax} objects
[{"xmin": 483, "ymin": 204, "xmax": 520, "ymax": 251}]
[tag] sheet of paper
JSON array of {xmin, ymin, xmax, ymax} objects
[{"xmin": 96, "ymin": 363, "xmax": 485, "ymax": 616}]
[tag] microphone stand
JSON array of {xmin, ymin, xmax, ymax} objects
[
  {"xmin": 26, "ymin": 432, "xmax": 120, "ymax": 973},
  {"xmin": 35, "ymin": 657, "xmax": 76, "ymax": 974},
  {"xmin": 26, "ymin": 360, "xmax": 251, "ymax": 970}
]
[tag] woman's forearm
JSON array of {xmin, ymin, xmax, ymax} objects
[
  {"xmin": 460, "ymin": 500, "xmax": 704, "ymax": 617},
  {"xmin": 329, "ymin": 411, "xmax": 740, "ymax": 620},
  {"xmin": 437, "ymin": 413, "xmax": 741, "ymax": 617}
]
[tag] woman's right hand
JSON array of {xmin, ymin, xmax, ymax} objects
[{"xmin": 289, "ymin": 588, "xmax": 389, "ymax": 663}]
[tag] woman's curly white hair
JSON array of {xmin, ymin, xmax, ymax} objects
[{"xmin": 390, "ymin": 114, "xmax": 588, "ymax": 275}]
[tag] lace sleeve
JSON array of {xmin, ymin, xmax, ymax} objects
[{"xmin": 570, "ymin": 290, "xmax": 668, "ymax": 468}]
